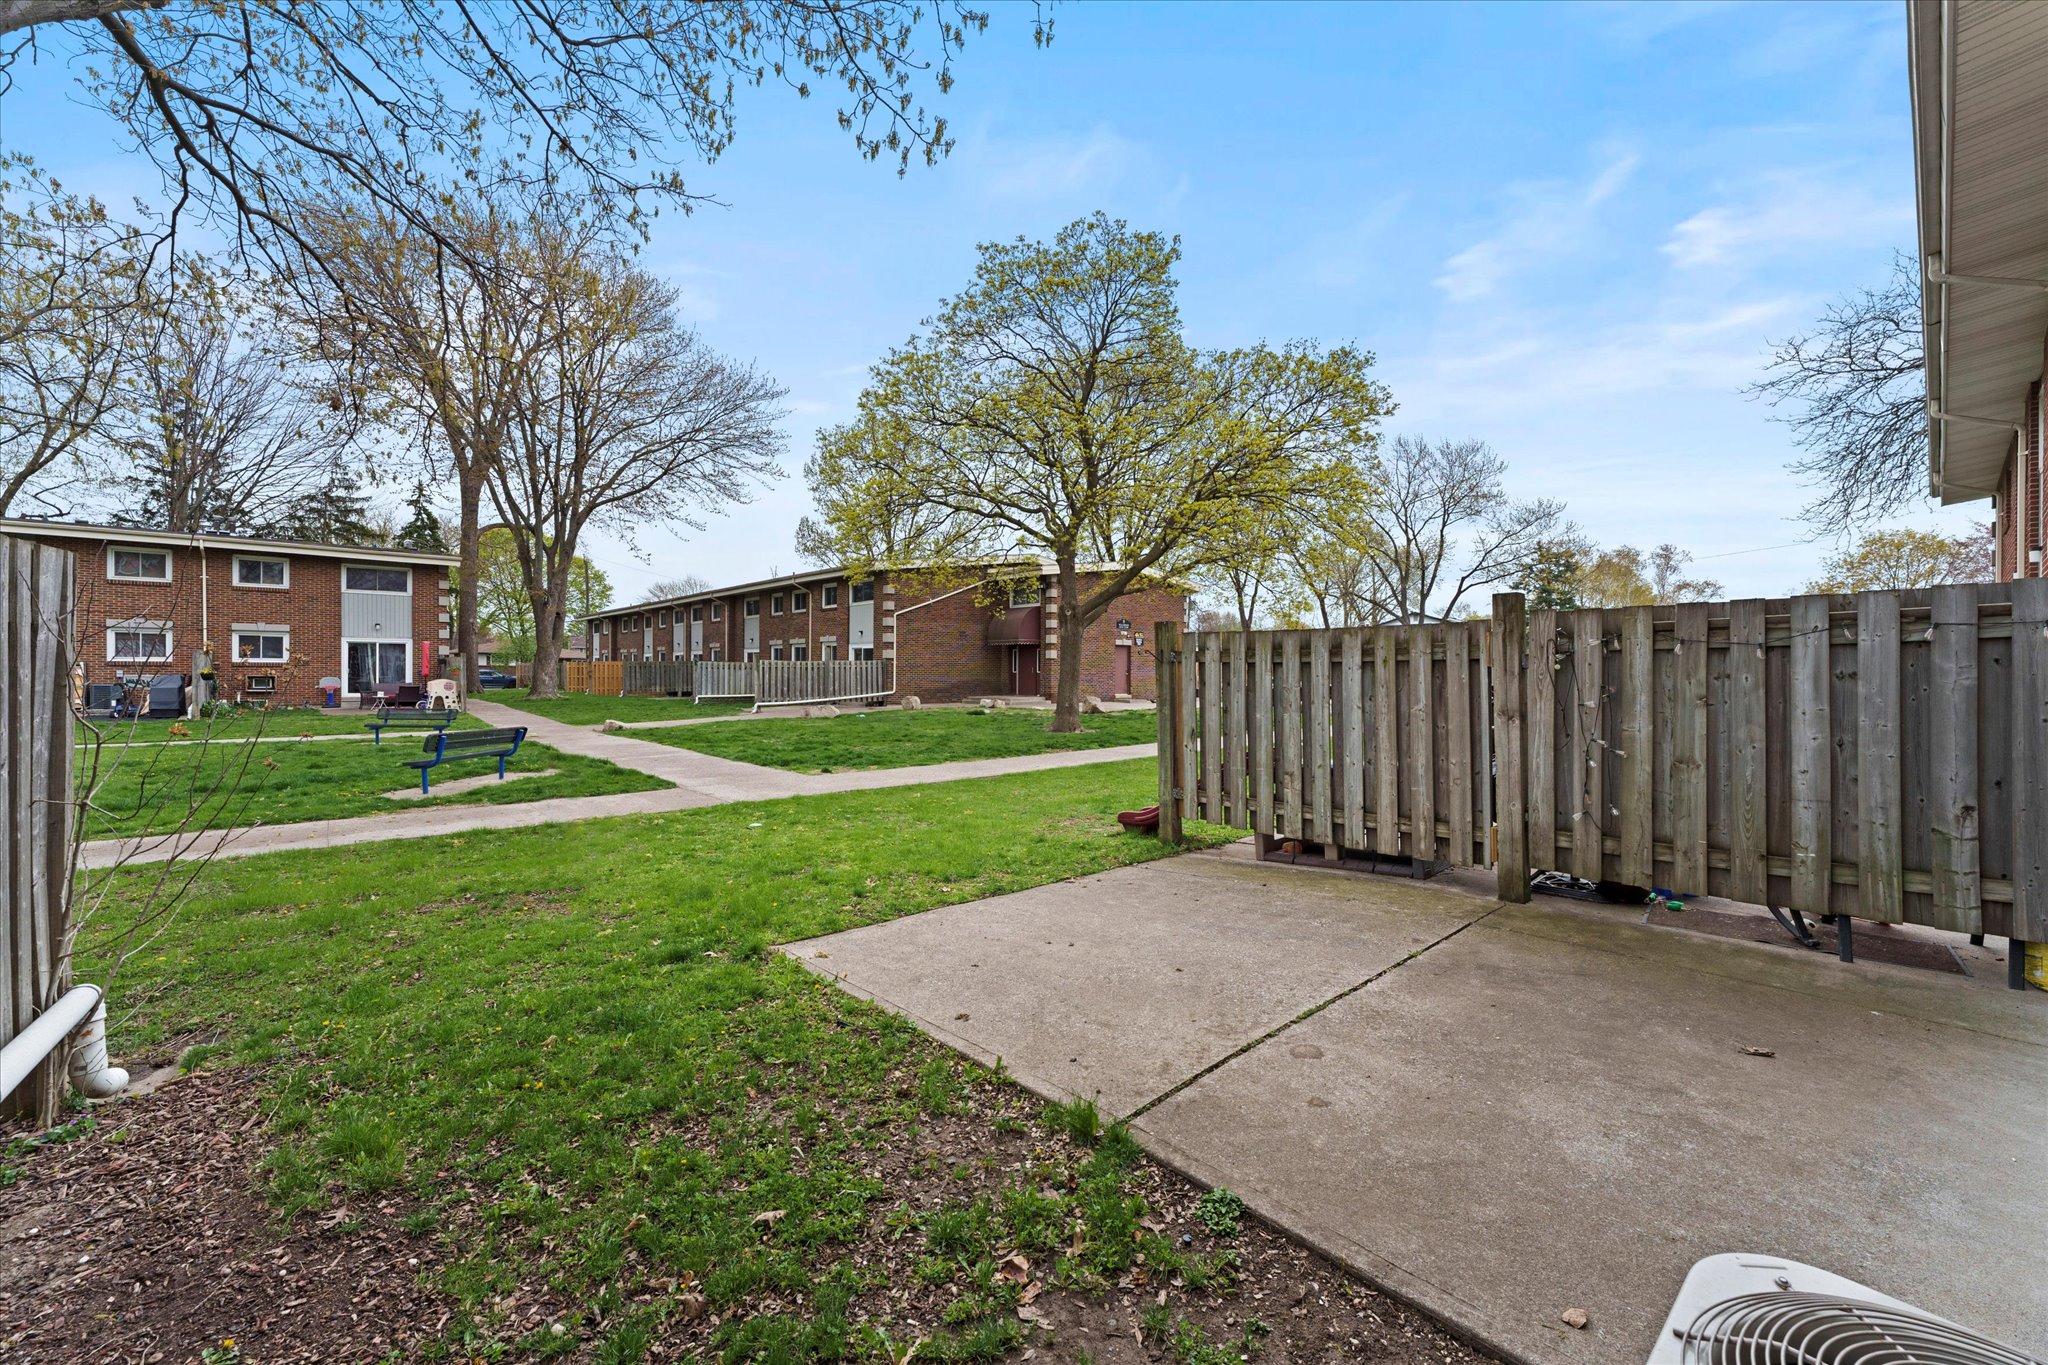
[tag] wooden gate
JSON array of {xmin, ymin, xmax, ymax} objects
[
  {"xmin": 621, "ymin": 661, "xmax": 692, "ymax": 696},
  {"xmin": 1493, "ymin": 584, "xmax": 2048, "ymax": 945},
  {"xmin": 1155, "ymin": 620, "xmax": 1493, "ymax": 866}
]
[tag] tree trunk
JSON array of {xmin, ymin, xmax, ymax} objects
[
  {"xmin": 455, "ymin": 471, "xmax": 483, "ymax": 690},
  {"xmin": 1051, "ymin": 559, "xmax": 1085, "ymax": 733},
  {"xmin": 526, "ymin": 550, "xmax": 571, "ymax": 699}
]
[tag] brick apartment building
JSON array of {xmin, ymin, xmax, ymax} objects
[
  {"xmin": 2, "ymin": 519, "xmax": 460, "ymax": 708},
  {"xmin": 587, "ymin": 562, "xmax": 1188, "ymax": 703}
]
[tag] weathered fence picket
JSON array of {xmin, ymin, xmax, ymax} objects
[
  {"xmin": 1166, "ymin": 619, "xmax": 1494, "ymax": 867},
  {"xmin": 1, "ymin": 537, "xmax": 78, "ymax": 1122}
]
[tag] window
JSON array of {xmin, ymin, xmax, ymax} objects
[
  {"xmin": 769, "ymin": 642, "xmax": 784, "ymax": 660},
  {"xmin": 791, "ymin": 589, "xmax": 809, "ymax": 612},
  {"xmin": 743, "ymin": 597, "xmax": 760, "ymax": 618},
  {"xmin": 708, "ymin": 645, "xmax": 722, "ymax": 661},
  {"xmin": 770, "ymin": 593, "xmax": 784, "ymax": 616},
  {"xmin": 690, "ymin": 605, "xmax": 704, "ymax": 622},
  {"xmin": 659, "ymin": 609, "xmax": 671, "ymax": 627},
  {"xmin": 343, "ymin": 565, "xmax": 410, "ymax": 593},
  {"xmin": 852, "ymin": 645, "xmax": 876, "ymax": 662},
  {"xmin": 233, "ymin": 556, "xmax": 288, "ymax": 589},
  {"xmin": 1008, "ymin": 580, "xmax": 1041, "ymax": 607},
  {"xmin": 344, "ymin": 640, "xmax": 410, "ymax": 694},
  {"xmin": 108, "ymin": 623, "xmax": 171, "ymax": 662},
  {"xmin": 850, "ymin": 581, "xmax": 874, "ymax": 604},
  {"xmin": 822, "ymin": 584, "xmax": 839, "ymax": 608},
  {"xmin": 821, "ymin": 642, "xmax": 838, "ymax": 661},
  {"xmin": 657, "ymin": 647, "xmax": 669, "ymax": 661},
  {"xmin": 790, "ymin": 642, "xmax": 808, "ymax": 662},
  {"xmin": 109, "ymin": 547, "xmax": 170, "ymax": 582},
  {"xmin": 710, "ymin": 602, "xmax": 722, "ymax": 621},
  {"xmin": 233, "ymin": 630, "xmax": 289, "ymax": 662}
]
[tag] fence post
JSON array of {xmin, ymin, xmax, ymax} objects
[
  {"xmin": 1155, "ymin": 621, "xmax": 1185, "ymax": 843},
  {"xmin": 1490, "ymin": 593, "xmax": 1531, "ymax": 903}
]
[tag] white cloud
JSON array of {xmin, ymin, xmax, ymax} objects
[
  {"xmin": 1435, "ymin": 150, "xmax": 1640, "ymax": 302},
  {"xmin": 982, "ymin": 127, "xmax": 1142, "ymax": 199},
  {"xmin": 1661, "ymin": 174, "xmax": 1910, "ymax": 268}
]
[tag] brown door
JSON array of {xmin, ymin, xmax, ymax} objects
[
  {"xmin": 1114, "ymin": 644, "xmax": 1132, "ymax": 695},
  {"xmin": 1011, "ymin": 645, "xmax": 1041, "ymax": 696}
]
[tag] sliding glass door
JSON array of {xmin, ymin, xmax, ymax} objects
[{"xmin": 345, "ymin": 640, "xmax": 411, "ymax": 695}]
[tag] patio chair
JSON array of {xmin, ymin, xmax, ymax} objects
[{"xmin": 391, "ymin": 683, "xmax": 426, "ymax": 709}]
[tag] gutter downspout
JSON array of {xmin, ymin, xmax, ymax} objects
[{"xmin": 0, "ymin": 985, "xmax": 128, "ymax": 1105}]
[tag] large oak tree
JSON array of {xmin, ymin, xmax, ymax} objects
[{"xmin": 803, "ymin": 213, "xmax": 1391, "ymax": 731}]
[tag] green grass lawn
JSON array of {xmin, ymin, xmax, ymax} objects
[
  {"xmin": 488, "ymin": 687, "xmax": 756, "ymax": 726},
  {"xmin": 80, "ymin": 731, "xmax": 670, "ymax": 839},
  {"xmin": 76, "ymin": 705, "xmax": 485, "ymax": 744},
  {"xmin": 74, "ymin": 763, "xmax": 1236, "ymax": 1361},
  {"xmin": 631, "ymin": 705, "xmax": 1159, "ymax": 772}
]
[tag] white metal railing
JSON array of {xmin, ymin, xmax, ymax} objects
[{"xmin": 754, "ymin": 658, "xmax": 890, "ymax": 706}]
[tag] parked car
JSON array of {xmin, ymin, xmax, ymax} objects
[{"xmin": 475, "ymin": 668, "xmax": 517, "ymax": 689}]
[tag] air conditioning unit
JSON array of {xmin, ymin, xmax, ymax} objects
[
  {"xmin": 244, "ymin": 674, "xmax": 277, "ymax": 694},
  {"xmin": 1652, "ymin": 1255, "xmax": 2038, "ymax": 1365}
]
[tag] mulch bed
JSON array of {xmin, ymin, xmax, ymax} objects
[
  {"xmin": 1, "ymin": 1068, "xmax": 450, "ymax": 1364},
  {"xmin": 3, "ymin": 1066, "xmax": 1499, "ymax": 1365}
]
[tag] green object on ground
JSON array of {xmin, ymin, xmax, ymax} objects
[
  {"xmin": 631, "ymin": 706, "xmax": 1158, "ymax": 772},
  {"xmin": 80, "ymin": 761, "xmax": 1237, "ymax": 1358}
]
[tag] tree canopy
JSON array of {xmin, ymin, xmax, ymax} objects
[
  {"xmin": 802, "ymin": 213, "xmax": 1390, "ymax": 728},
  {"xmin": 1805, "ymin": 525, "xmax": 1992, "ymax": 593}
]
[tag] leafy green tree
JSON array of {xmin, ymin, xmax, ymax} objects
[
  {"xmin": 803, "ymin": 214, "xmax": 1389, "ymax": 730},
  {"xmin": 1805, "ymin": 525, "xmax": 1992, "ymax": 593},
  {"xmin": 275, "ymin": 458, "xmax": 379, "ymax": 546},
  {"xmin": 468, "ymin": 527, "xmax": 612, "ymax": 664}
]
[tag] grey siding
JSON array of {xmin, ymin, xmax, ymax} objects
[{"xmin": 341, "ymin": 590, "xmax": 413, "ymax": 637}]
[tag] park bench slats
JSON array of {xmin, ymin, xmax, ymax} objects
[{"xmin": 405, "ymin": 725, "xmax": 527, "ymax": 794}]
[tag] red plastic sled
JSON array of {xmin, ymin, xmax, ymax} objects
[{"xmin": 1116, "ymin": 804, "xmax": 1161, "ymax": 832}]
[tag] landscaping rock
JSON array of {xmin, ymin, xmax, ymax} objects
[
  {"xmin": 901, "ymin": 695, "xmax": 922, "ymax": 710},
  {"xmin": 600, "ymin": 719, "xmax": 626, "ymax": 732},
  {"xmin": 808, "ymin": 704, "xmax": 841, "ymax": 719},
  {"xmin": 977, "ymin": 697, "xmax": 996, "ymax": 710}
]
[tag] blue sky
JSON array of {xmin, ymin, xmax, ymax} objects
[{"xmin": 2, "ymin": 1, "xmax": 1974, "ymax": 604}]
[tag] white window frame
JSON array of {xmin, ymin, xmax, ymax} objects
[
  {"xmin": 108, "ymin": 546, "xmax": 172, "ymax": 584},
  {"xmin": 1008, "ymin": 580, "xmax": 1042, "ymax": 607},
  {"xmin": 769, "ymin": 641, "xmax": 785, "ymax": 661},
  {"xmin": 342, "ymin": 564, "xmax": 412, "ymax": 594},
  {"xmin": 822, "ymin": 584, "xmax": 840, "ymax": 608},
  {"xmin": 744, "ymin": 597, "xmax": 760, "ymax": 618},
  {"xmin": 852, "ymin": 645, "xmax": 876, "ymax": 662},
  {"xmin": 770, "ymin": 593, "xmax": 784, "ymax": 616},
  {"xmin": 340, "ymin": 636, "xmax": 413, "ymax": 697},
  {"xmin": 850, "ymin": 581, "xmax": 875, "ymax": 604},
  {"xmin": 791, "ymin": 589, "xmax": 809, "ymax": 612},
  {"xmin": 690, "ymin": 605, "xmax": 704, "ymax": 622},
  {"xmin": 231, "ymin": 628, "xmax": 291, "ymax": 662},
  {"xmin": 710, "ymin": 602, "xmax": 722, "ymax": 621},
  {"xmin": 790, "ymin": 641, "xmax": 808, "ymax": 662},
  {"xmin": 232, "ymin": 555, "xmax": 290, "ymax": 590},
  {"xmin": 107, "ymin": 621, "xmax": 173, "ymax": 663}
]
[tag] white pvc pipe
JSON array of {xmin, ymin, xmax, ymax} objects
[{"xmin": 0, "ymin": 984, "xmax": 128, "ymax": 1104}]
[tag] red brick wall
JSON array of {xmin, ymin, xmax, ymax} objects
[
  {"xmin": 890, "ymin": 571, "xmax": 1015, "ymax": 701},
  {"xmin": 1057, "ymin": 579, "xmax": 1187, "ymax": 701},
  {"xmin": 53, "ymin": 536, "xmax": 451, "ymax": 708}
]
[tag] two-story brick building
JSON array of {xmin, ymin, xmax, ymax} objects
[
  {"xmin": 3, "ymin": 519, "xmax": 461, "ymax": 708},
  {"xmin": 586, "ymin": 561, "xmax": 1188, "ymax": 703}
]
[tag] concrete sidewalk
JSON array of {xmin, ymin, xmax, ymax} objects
[
  {"xmin": 786, "ymin": 846, "xmax": 2048, "ymax": 1365},
  {"xmin": 79, "ymin": 717, "xmax": 1154, "ymax": 868}
]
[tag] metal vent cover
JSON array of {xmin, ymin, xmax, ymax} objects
[
  {"xmin": 1675, "ymin": 1291, "xmax": 2040, "ymax": 1365},
  {"xmin": 1651, "ymin": 1255, "xmax": 2042, "ymax": 1365}
]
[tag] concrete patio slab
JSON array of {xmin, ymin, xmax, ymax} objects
[
  {"xmin": 786, "ymin": 854, "xmax": 1493, "ymax": 1115},
  {"xmin": 787, "ymin": 848, "xmax": 2048, "ymax": 1365}
]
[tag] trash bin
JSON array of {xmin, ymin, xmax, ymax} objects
[{"xmin": 319, "ymin": 676, "xmax": 343, "ymax": 708}]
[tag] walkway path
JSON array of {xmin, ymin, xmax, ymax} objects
[{"xmin": 79, "ymin": 700, "xmax": 1153, "ymax": 868}]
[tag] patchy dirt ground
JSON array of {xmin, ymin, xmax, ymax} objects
[{"xmin": 2, "ymin": 1066, "xmax": 1495, "ymax": 1365}]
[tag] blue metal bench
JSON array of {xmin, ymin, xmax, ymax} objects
[
  {"xmin": 406, "ymin": 725, "xmax": 526, "ymax": 794},
  {"xmin": 366, "ymin": 706, "xmax": 457, "ymax": 745}
]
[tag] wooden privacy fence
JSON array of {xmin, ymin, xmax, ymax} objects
[
  {"xmin": 622, "ymin": 660, "xmax": 692, "ymax": 696},
  {"xmin": 1, "ymin": 537, "xmax": 79, "ymax": 1121},
  {"xmin": 754, "ymin": 658, "xmax": 890, "ymax": 706},
  {"xmin": 560, "ymin": 660, "xmax": 624, "ymax": 695},
  {"xmin": 1155, "ymin": 619, "xmax": 1494, "ymax": 867},
  {"xmin": 1495, "ymin": 583, "xmax": 2048, "ymax": 945}
]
